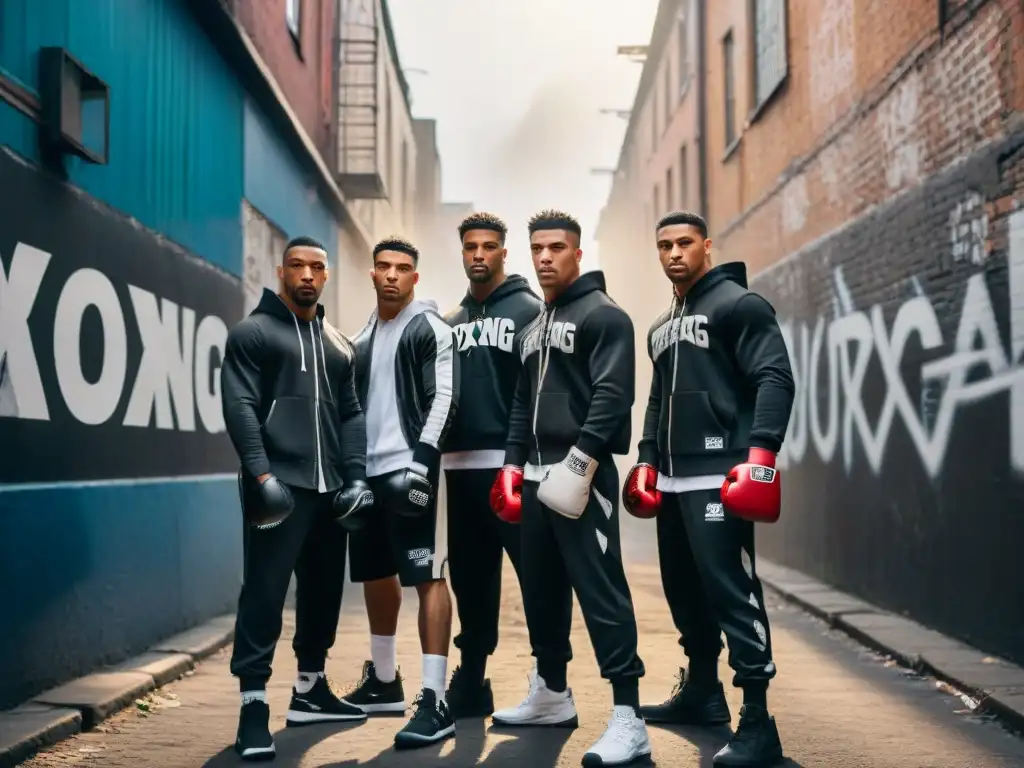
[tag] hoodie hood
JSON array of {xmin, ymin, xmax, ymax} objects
[
  {"xmin": 252, "ymin": 287, "xmax": 326, "ymax": 322},
  {"xmin": 685, "ymin": 262, "xmax": 747, "ymax": 302},
  {"xmin": 549, "ymin": 270, "xmax": 607, "ymax": 307},
  {"xmin": 460, "ymin": 274, "xmax": 535, "ymax": 312}
]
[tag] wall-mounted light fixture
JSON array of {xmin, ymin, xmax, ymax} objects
[{"xmin": 38, "ymin": 47, "xmax": 109, "ymax": 167}]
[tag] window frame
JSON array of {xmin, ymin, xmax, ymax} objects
[{"xmin": 747, "ymin": 0, "xmax": 788, "ymax": 123}]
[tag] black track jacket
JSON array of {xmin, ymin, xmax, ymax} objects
[
  {"xmin": 638, "ymin": 263, "xmax": 795, "ymax": 478},
  {"xmin": 505, "ymin": 271, "xmax": 635, "ymax": 470},
  {"xmin": 221, "ymin": 288, "xmax": 366, "ymax": 492},
  {"xmin": 442, "ymin": 274, "xmax": 543, "ymax": 466}
]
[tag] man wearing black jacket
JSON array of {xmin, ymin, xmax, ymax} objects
[
  {"xmin": 626, "ymin": 211, "xmax": 794, "ymax": 767},
  {"xmin": 342, "ymin": 236, "xmax": 460, "ymax": 749},
  {"xmin": 221, "ymin": 236, "xmax": 373, "ymax": 762},
  {"xmin": 440, "ymin": 212, "xmax": 542, "ymax": 718},
  {"xmin": 490, "ymin": 210, "xmax": 651, "ymax": 767}
]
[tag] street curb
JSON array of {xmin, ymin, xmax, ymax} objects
[
  {"xmin": 757, "ymin": 560, "xmax": 1024, "ymax": 736},
  {"xmin": 0, "ymin": 613, "xmax": 234, "ymax": 766}
]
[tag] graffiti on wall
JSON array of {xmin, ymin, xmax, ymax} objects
[{"xmin": 776, "ymin": 214, "xmax": 1024, "ymax": 478}]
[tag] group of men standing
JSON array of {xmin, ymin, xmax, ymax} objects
[{"xmin": 220, "ymin": 207, "xmax": 795, "ymax": 767}]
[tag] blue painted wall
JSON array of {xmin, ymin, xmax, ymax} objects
[
  {"xmin": 243, "ymin": 96, "xmax": 339, "ymax": 259},
  {"xmin": 0, "ymin": 0, "xmax": 244, "ymax": 274},
  {"xmin": 0, "ymin": 0, "xmax": 249, "ymax": 710}
]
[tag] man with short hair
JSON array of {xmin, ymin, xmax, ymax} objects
[
  {"xmin": 441, "ymin": 212, "xmax": 542, "ymax": 717},
  {"xmin": 222, "ymin": 236, "xmax": 374, "ymax": 761},
  {"xmin": 490, "ymin": 210, "xmax": 652, "ymax": 766},
  {"xmin": 625, "ymin": 211, "xmax": 794, "ymax": 767},
  {"xmin": 343, "ymin": 236, "xmax": 460, "ymax": 749}
]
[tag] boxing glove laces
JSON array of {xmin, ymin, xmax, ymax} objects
[
  {"xmin": 490, "ymin": 465, "xmax": 524, "ymax": 524},
  {"xmin": 622, "ymin": 463, "xmax": 662, "ymax": 519},
  {"xmin": 537, "ymin": 447, "xmax": 597, "ymax": 520},
  {"xmin": 720, "ymin": 447, "xmax": 781, "ymax": 523}
]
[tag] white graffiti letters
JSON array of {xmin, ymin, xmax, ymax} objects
[
  {"xmin": 521, "ymin": 320, "xmax": 577, "ymax": 361},
  {"xmin": 777, "ymin": 247, "xmax": 1024, "ymax": 478},
  {"xmin": 0, "ymin": 240, "xmax": 228, "ymax": 433}
]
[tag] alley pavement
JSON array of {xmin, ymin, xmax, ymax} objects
[{"xmin": 23, "ymin": 517, "xmax": 1024, "ymax": 768}]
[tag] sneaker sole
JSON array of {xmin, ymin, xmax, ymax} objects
[
  {"xmin": 640, "ymin": 713, "xmax": 731, "ymax": 726},
  {"xmin": 285, "ymin": 709, "xmax": 368, "ymax": 726},
  {"xmin": 393, "ymin": 723, "xmax": 456, "ymax": 749},
  {"xmin": 342, "ymin": 699, "xmax": 408, "ymax": 715},
  {"xmin": 580, "ymin": 748, "xmax": 652, "ymax": 767},
  {"xmin": 236, "ymin": 745, "xmax": 276, "ymax": 762},
  {"xmin": 491, "ymin": 713, "xmax": 579, "ymax": 729}
]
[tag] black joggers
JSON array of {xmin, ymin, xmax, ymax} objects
[
  {"xmin": 445, "ymin": 468, "xmax": 523, "ymax": 661},
  {"xmin": 230, "ymin": 484, "xmax": 347, "ymax": 691},
  {"xmin": 658, "ymin": 488, "xmax": 776, "ymax": 688},
  {"xmin": 521, "ymin": 460, "xmax": 645, "ymax": 685}
]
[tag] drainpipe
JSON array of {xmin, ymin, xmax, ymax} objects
[{"xmin": 696, "ymin": 0, "xmax": 709, "ymax": 229}]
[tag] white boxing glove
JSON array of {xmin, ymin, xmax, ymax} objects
[{"xmin": 537, "ymin": 447, "xmax": 598, "ymax": 519}]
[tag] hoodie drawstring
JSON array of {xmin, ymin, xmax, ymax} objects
[{"xmin": 291, "ymin": 313, "xmax": 307, "ymax": 372}]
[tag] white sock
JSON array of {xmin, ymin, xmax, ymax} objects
[
  {"xmin": 371, "ymin": 634, "xmax": 397, "ymax": 683},
  {"xmin": 422, "ymin": 654, "xmax": 448, "ymax": 701},
  {"xmin": 241, "ymin": 690, "xmax": 266, "ymax": 705},
  {"xmin": 294, "ymin": 671, "xmax": 322, "ymax": 694}
]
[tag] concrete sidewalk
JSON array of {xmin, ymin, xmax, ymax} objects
[{"xmin": 14, "ymin": 550, "xmax": 1024, "ymax": 768}]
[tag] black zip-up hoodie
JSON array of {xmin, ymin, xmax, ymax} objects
[
  {"xmin": 443, "ymin": 275, "xmax": 542, "ymax": 460},
  {"xmin": 505, "ymin": 271, "xmax": 634, "ymax": 469},
  {"xmin": 221, "ymin": 288, "xmax": 366, "ymax": 491},
  {"xmin": 637, "ymin": 262, "xmax": 795, "ymax": 478}
]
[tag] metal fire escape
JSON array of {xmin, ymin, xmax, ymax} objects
[{"xmin": 336, "ymin": 0, "xmax": 386, "ymax": 199}]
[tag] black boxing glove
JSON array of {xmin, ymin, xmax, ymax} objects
[
  {"xmin": 246, "ymin": 474, "xmax": 294, "ymax": 530},
  {"xmin": 333, "ymin": 479, "xmax": 375, "ymax": 532},
  {"xmin": 388, "ymin": 463, "xmax": 434, "ymax": 518}
]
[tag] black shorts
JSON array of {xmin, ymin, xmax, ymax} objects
[{"xmin": 348, "ymin": 469, "xmax": 449, "ymax": 587}]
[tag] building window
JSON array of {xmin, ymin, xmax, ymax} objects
[
  {"xmin": 286, "ymin": 0, "xmax": 302, "ymax": 50},
  {"xmin": 750, "ymin": 0, "xmax": 787, "ymax": 110},
  {"xmin": 663, "ymin": 65, "xmax": 672, "ymax": 131},
  {"xmin": 665, "ymin": 167, "xmax": 674, "ymax": 211},
  {"xmin": 723, "ymin": 31, "xmax": 736, "ymax": 148},
  {"xmin": 677, "ymin": 6, "xmax": 690, "ymax": 97},
  {"xmin": 680, "ymin": 144, "xmax": 689, "ymax": 208}
]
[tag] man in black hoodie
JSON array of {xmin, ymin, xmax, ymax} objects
[
  {"xmin": 490, "ymin": 210, "xmax": 651, "ymax": 767},
  {"xmin": 221, "ymin": 236, "xmax": 374, "ymax": 761},
  {"xmin": 625, "ymin": 211, "xmax": 794, "ymax": 767},
  {"xmin": 440, "ymin": 212, "xmax": 542, "ymax": 718}
]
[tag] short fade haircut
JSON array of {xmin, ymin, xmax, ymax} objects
[
  {"xmin": 373, "ymin": 235, "xmax": 419, "ymax": 265},
  {"xmin": 528, "ymin": 209, "xmax": 582, "ymax": 242},
  {"xmin": 458, "ymin": 212, "xmax": 507, "ymax": 244},
  {"xmin": 283, "ymin": 235, "xmax": 327, "ymax": 262},
  {"xmin": 656, "ymin": 211, "xmax": 708, "ymax": 240}
]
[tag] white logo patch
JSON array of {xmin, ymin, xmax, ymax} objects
[
  {"xmin": 753, "ymin": 619, "xmax": 768, "ymax": 651},
  {"xmin": 705, "ymin": 436, "xmax": 724, "ymax": 450},
  {"xmin": 407, "ymin": 548, "xmax": 432, "ymax": 567},
  {"xmin": 452, "ymin": 317, "xmax": 515, "ymax": 353},
  {"xmin": 749, "ymin": 466, "xmax": 776, "ymax": 483},
  {"xmin": 705, "ymin": 502, "xmax": 725, "ymax": 522},
  {"xmin": 595, "ymin": 529, "xmax": 608, "ymax": 554}
]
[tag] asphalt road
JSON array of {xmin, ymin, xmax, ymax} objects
[{"xmin": 23, "ymin": 516, "xmax": 1024, "ymax": 767}]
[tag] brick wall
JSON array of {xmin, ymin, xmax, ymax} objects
[
  {"xmin": 233, "ymin": 0, "xmax": 335, "ymax": 163},
  {"xmin": 703, "ymin": 0, "xmax": 1024, "ymax": 664}
]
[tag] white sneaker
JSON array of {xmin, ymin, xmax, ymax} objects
[
  {"xmin": 491, "ymin": 670, "xmax": 579, "ymax": 727},
  {"xmin": 581, "ymin": 706, "xmax": 652, "ymax": 766}
]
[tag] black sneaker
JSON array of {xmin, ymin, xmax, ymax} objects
[
  {"xmin": 341, "ymin": 660, "xmax": 407, "ymax": 715},
  {"xmin": 235, "ymin": 700, "xmax": 275, "ymax": 762},
  {"xmin": 640, "ymin": 668, "xmax": 732, "ymax": 725},
  {"xmin": 286, "ymin": 674, "xmax": 368, "ymax": 726},
  {"xmin": 445, "ymin": 665, "xmax": 495, "ymax": 719},
  {"xmin": 713, "ymin": 704, "xmax": 784, "ymax": 766},
  {"xmin": 394, "ymin": 688, "xmax": 456, "ymax": 749}
]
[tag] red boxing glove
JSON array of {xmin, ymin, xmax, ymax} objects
[
  {"xmin": 721, "ymin": 447, "xmax": 781, "ymax": 523},
  {"xmin": 490, "ymin": 465, "xmax": 524, "ymax": 523},
  {"xmin": 622, "ymin": 463, "xmax": 662, "ymax": 519}
]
